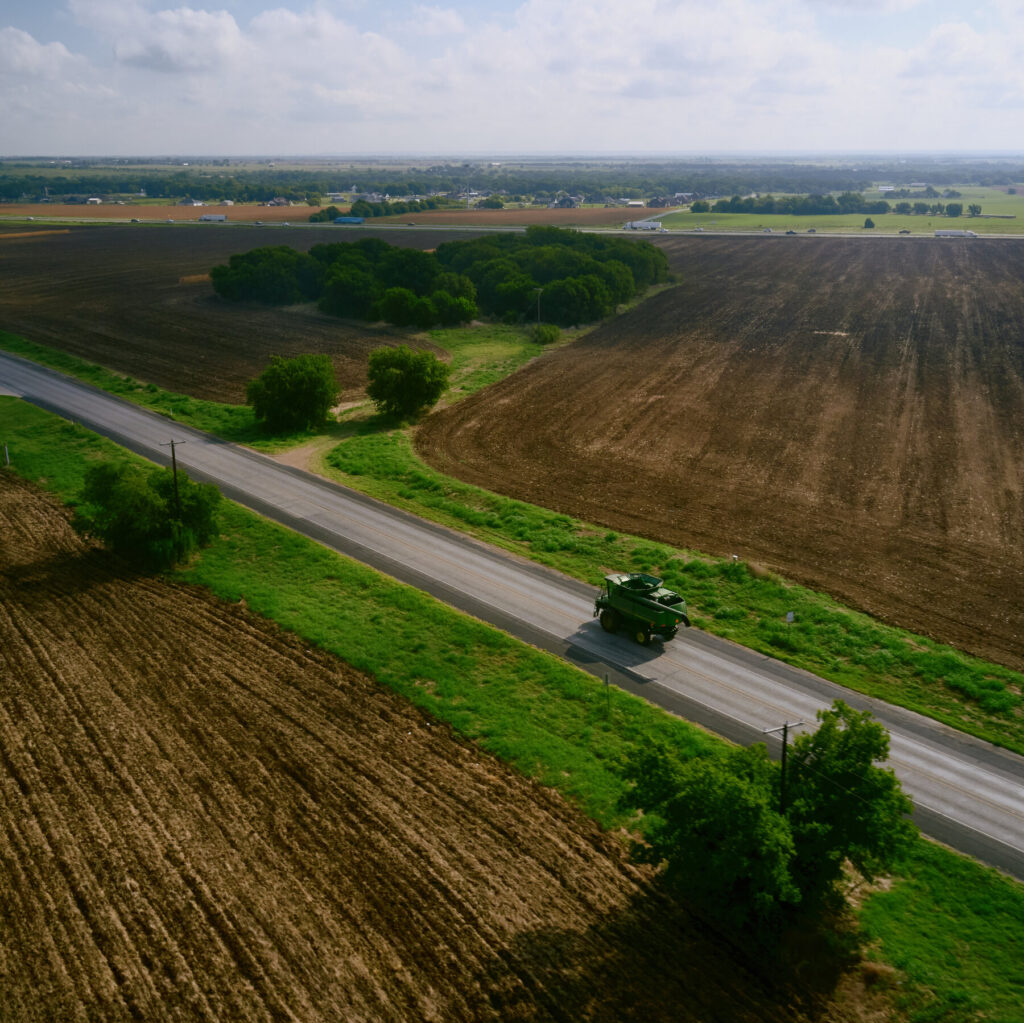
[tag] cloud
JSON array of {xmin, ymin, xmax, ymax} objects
[
  {"xmin": 0, "ymin": 27, "xmax": 85, "ymax": 78},
  {"xmin": 411, "ymin": 5, "xmax": 466, "ymax": 36},
  {"xmin": 113, "ymin": 8, "xmax": 244, "ymax": 72},
  {"xmin": 2, "ymin": 0, "xmax": 1024, "ymax": 154}
]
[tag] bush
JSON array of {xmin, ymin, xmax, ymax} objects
[
  {"xmin": 531, "ymin": 323, "xmax": 560, "ymax": 344},
  {"xmin": 75, "ymin": 461, "xmax": 221, "ymax": 569},
  {"xmin": 246, "ymin": 354, "xmax": 339, "ymax": 433},
  {"xmin": 366, "ymin": 345, "xmax": 449, "ymax": 420}
]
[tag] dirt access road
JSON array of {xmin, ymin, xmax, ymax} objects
[
  {"xmin": 0, "ymin": 472, "xmax": 843, "ymax": 1022},
  {"xmin": 418, "ymin": 235, "xmax": 1024, "ymax": 671}
]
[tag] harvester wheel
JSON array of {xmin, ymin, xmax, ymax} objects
[
  {"xmin": 599, "ymin": 609, "xmax": 618, "ymax": 633},
  {"xmin": 634, "ymin": 628, "xmax": 650, "ymax": 646}
]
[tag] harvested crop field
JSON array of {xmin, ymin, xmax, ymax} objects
[
  {"xmin": 0, "ymin": 472, "xmax": 824, "ymax": 1022},
  {"xmin": 0, "ymin": 223, "xmax": 469, "ymax": 403},
  {"xmin": 418, "ymin": 236, "xmax": 1024, "ymax": 670}
]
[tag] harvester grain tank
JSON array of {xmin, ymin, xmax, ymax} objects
[{"xmin": 594, "ymin": 573, "xmax": 690, "ymax": 645}]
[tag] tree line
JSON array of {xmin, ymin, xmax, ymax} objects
[
  {"xmin": 6, "ymin": 156, "xmax": 1021, "ymax": 204},
  {"xmin": 210, "ymin": 227, "xmax": 669, "ymax": 329}
]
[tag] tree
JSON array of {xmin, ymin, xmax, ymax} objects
[
  {"xmin": 690, "ymin": 200, "xmax": 711, "ymax": 212},
  {"xmin": 246, "ymin": 354, "xmax": 339, "ymax": 433},
  {"xmin": 308, "ymin": 205, "xmax": 341, "ymax": 223},
  {"xmin": 366, "ymin": 345, "xmax": 449, "ymax": 419},
  {"xmin": 76, "ymin": 461, "xmax": 221, "ymax": 569},
  {"xmin": 968, "ymin": 204, "xmax": 982, "ymax": 217},
  {"xmin": 863, "ymin": 217, "xmax": 875, "ymax": 229},
  {"xmin": 619, "ymin": 700, "xmax": 915, "ymax": 936},
  {"xmin": 478, "ymin": 195, "xmax": 504, "ymax": 209},
  {"xmin": 785, "ymin": 701, "xmax": 916, "ymax": 909},
  {"xmin": 622, "ymin": 745, "xmax": 800, "ymax": 933},
  {"xmin": 945, "ymin": 203, "xmax": 963, "ymax": 218}
]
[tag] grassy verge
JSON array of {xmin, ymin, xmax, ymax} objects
[
  {"xmin": 3, "ymin": 394, "xmax": 1023, "ymax": 1022},
  {"xmin": 3, "ymin": 326, "xmax": 1023, "ymax": 756}
]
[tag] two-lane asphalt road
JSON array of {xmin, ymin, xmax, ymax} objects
[{"xmin": 3, "ymin": 350, "xmax": 1022, "ymax": 879}]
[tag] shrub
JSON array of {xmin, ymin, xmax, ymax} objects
[
  {"xmin": 366, "ymin": 345, "xmax": 449, "ymax": 420},
  {"xmin": 246, "ymin": 354, "xmax": 339, "ymax": 433}
]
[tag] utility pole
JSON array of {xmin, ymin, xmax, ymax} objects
[
  {"xmin": 159, "ymin": 439, "xmax": 186, "ymax": 518},
  {"xmin": 763, "ymin": 720, "xmax": 803, "ymax": 814},
  {"xmin": 535, "ymin": 287, "xmax": 542, "ymax": 325}
]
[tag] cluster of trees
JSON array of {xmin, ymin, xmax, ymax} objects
[
  {"xmin": 210, "ymin": 240, "xmax": 477, "ymax": 329},
  {"xmin": 348, "ymin": 198, "xmax": 444, "ymax": 218},
  {"xmin": 243, "ymin": 347, "xmax": 449, "ymax": 432},
  {"xmin": 75, "ymin": 461, "xmax": 221, "ymax": 569},
  {"xmin": 622, "ymin": 701, "xmax": 915, "ymax": 937},
  {"xmin": 692, "ymin": 192, "xmax": 982, "ymax": 219},
  {"xmin": 698, "ymin": 193, "xmax": 895, "ymax": 216},
  {"xmin": 212, "ymin": 227, "xmax": 667, "ymax": 328},
  {"xmin": 433, "ymin": 226, "xmax": 669, "ymax": 326}
]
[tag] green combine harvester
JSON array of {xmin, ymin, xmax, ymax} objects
[{"xmin": 594, "ymin": 573, "xmax": 690, "ymax": 645}]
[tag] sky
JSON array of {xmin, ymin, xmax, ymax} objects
[{"xmin": 2, "ymin": 0, "xmax": 1023, "ymax": 157}]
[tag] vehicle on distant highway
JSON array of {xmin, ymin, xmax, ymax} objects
[
  {"xmin": 899, "ymin": 229, "xmax": 911, "ymax": 234},
  {"xmin": 785, "ymin": 230, "xmax": 797, "ymax": 235}
]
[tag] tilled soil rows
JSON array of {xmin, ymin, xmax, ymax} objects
[
  {"xmin": 0, "ymin": 223, "xmax": 470, "ymax": 404},
  {"xmin": 417, "ymin": 236, "xmax": 1024, "ymax": 670},
  {"xmin": 0, "ymin": 474, "xmax": 811, "ymax": 1022}
]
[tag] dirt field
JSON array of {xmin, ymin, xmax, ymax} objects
[
  {"xmin": 0, "ymin": 203, "xmax": 646, "ymax": 228},
  {"xmin": 0, "ymin": 223, "xmax": 467, "ymax": 403},
  {"xmin": 0, "ymin": 473, "xmax": 838, "ymax": 1021},
  {"xmin": 417, "ymin": 236, "xmax": 1024, "ymax": 670},
  {"xmin": 1, "ymin": 203, "xmax": 314, "ymax": 224}
]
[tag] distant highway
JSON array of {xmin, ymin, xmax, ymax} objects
[{"xmin": 2, "ymin": 350, "xmax": 1023, "ymax": 880}]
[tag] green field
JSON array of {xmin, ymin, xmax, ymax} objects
[
  {"xmin": 662, "ymin": 185, "xmax": 1024, "ymax": 235},
  {"xmin": 2, "ymin": 395, "xmax": 1023, "ymax": 1022}
]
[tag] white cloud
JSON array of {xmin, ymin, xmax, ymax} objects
[
  {"xmin": 1, "ymin": 0, "xmax": 1023, "ymax": 154},
  {"xmin": 0, "ymin": 27, "xmax": 84, "ymax": 78},
  {"xmin": 114, "ymin": 8, "xmax": 244, "ymax": 72},
  {"xmin": 411, "ymin": 5, "xmax": 466, "ymax": 35}
]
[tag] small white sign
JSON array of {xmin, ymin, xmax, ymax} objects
[{"xmin": 786, "ymin": 611, "xmax": 795, "ymax": 624}]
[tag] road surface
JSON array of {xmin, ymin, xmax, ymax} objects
[{"xmin": 2, "ymin": 350, "xmax": 1022, "ymax": 880}]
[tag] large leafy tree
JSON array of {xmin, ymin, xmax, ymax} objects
[
  {"xmin": 620, "ymin": 700, "xmax": 915, "ymax": 936},
  {"xmin": 786, "ymin": 702, "xmax": 916, "ymax": 908},
  {"xmin": 246, "ymin": 354, "xmax": 339, "ymax": 433},
  {"xmin": 366, "ymin": 345, "xmax": 449, "ymax": 420},
  {"xmin": 623, "ymin": 745, "xmax": 800, "ymax": 933},
  {"xmin": 76, "ymin": 461, "xmax": 221, "ymax": 569}
]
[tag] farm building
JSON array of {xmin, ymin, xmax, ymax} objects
[
  {"xmin": 199, "ymin": 214, "xmax": 227, "ymax": 223},
  {"xmin": 935, "ymin": 229, "xmax": 978, "ymax": 238}
]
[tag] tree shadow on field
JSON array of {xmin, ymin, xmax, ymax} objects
[
  {"xmin": 0, "ymin": 546, "xmax": 152, "ymax": 610},
  {"xmin": 467, "ymin": 881, "xmax": 859, "ymax": 1023}
]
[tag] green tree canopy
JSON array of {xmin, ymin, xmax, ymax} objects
[
  {"xmin": 786, "ymin": 702, "xmax": 916, "ymax": 908},
  {"xmin": 246, "ymin": 354, "xmax": 339, "ymax": 433},
  {"xmin": 620, "ymin": 700, "xmax": 915, "ymax": 936},
  {"xmin": 76, "ymin": 461, "xmax": 221, "ymax": 569},
  {"xmin": 366, "ymin": 345, "xmax": 449, "ymax": 420}
]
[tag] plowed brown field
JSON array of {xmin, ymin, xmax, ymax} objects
[
  {"xmin": 417, "ymin": 236, "xmax": 1024, "ymax": 670},
  {"xmin": 0, "ymin": 472, "xmax": 835, "ymax": 1021},
  {"xmin": 0, "ymin": 223, "xmax": 466, "ymax": 403}
]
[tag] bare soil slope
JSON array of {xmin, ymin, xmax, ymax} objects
[
  {"xmin": 417, "ymin": 237, "xmax": 1024, "ymax": 669},
  {"xmin": 0, "ymin": 472, "xmax": 821, "ymax": 1022},
  {"xmin": 0, "ymin": 224, "xmax": 462, "ymax": 403}
]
